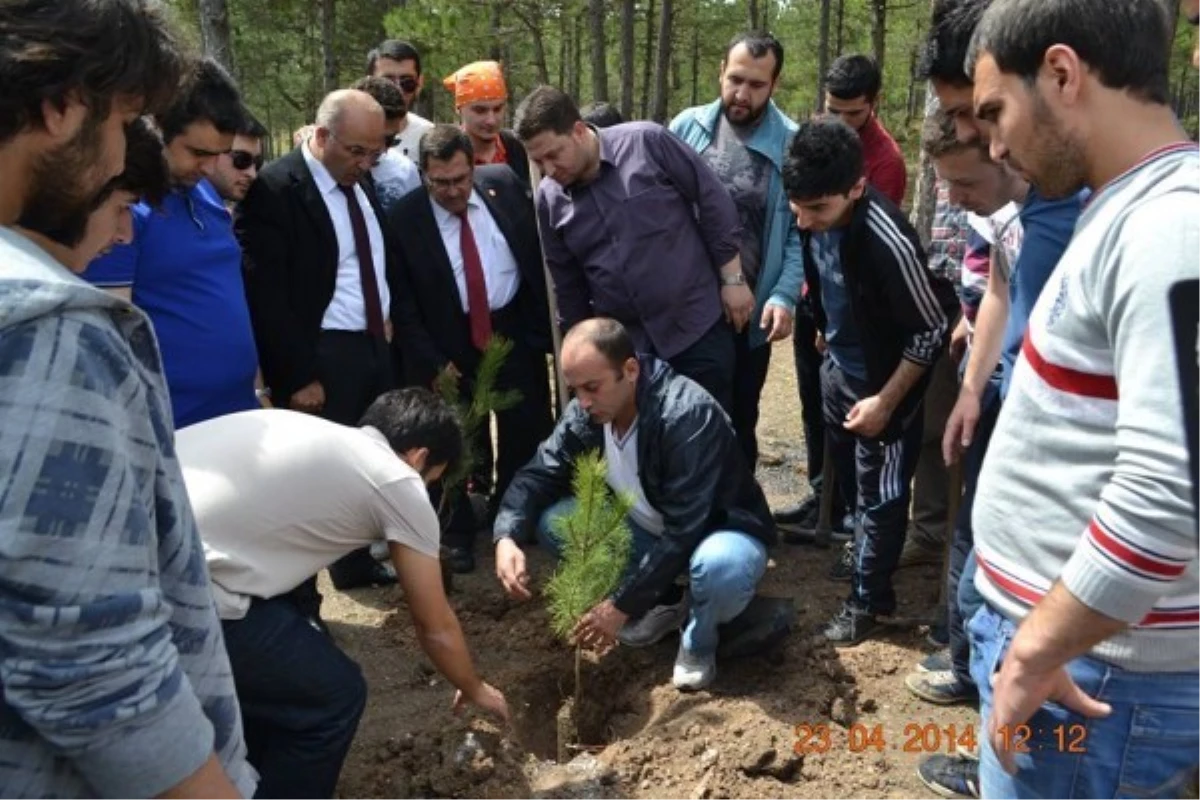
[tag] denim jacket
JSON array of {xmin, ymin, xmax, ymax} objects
[
  {"xmin": 0, "ymin": 228, "xmax": 255, "ymax": 797},
  {"xmin": 670, "ymin": 98, "xmax": 803, "ymax": 349}
]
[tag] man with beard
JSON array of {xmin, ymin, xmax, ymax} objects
[
  {"xmin": 211, "ymin": 112, "xmax": 267, "ymax": 208},
  {"xmin": 444, "ymin": 61, "xmax": 531, "ymax": 183},
  {"xmin": 86, "ymin": 58, "xmax": 263, "ymax": 429},
  {"xmin": 514, "ymin": 85, "xmax": 753, "ymax": 414},
  {"xmin": 238, "ymin": 89, "xmax": 401, "ymax": 595},
  {"xmin": 670, "ymin": 31, "xmax": 801, "ymax": 470},
  {"xmin": 0, "ymin": 3, "xmax": 256, "ymax": 795},
  {"xmin": 962, "ymin": 1, "xmax": 1198, "ymax": 795},
  {"xmin": 493, "ymin": 318, "xmax": 776, "ymax": 691},
  {"xmin": 823, "ymin": 54, "xmax": 907, "ymax": 206}
]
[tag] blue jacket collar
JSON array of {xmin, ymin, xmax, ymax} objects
[{"xmin": 693, "ymin": 98, "xmax": 790, "ymax": 170}]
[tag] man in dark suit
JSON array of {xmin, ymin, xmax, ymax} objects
[
  {"xmin": 237, "ymin": 88, "xmax": 398, "ymax": 593},
  {"xmin": 389, "ymin": 124, "xmax": 554, "ymax": 573}
]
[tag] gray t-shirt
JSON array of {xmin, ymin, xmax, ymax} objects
[{"xmin": 699, "ymin": 113, "xmax": 770, "ymax": 287}]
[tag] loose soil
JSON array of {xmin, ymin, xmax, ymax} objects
[{"xmin": 327, "ymin": 340, "xmax": 975, "ymax": 798}]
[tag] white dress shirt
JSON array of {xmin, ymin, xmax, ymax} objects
[
  {"xmin": 302, "ymin": 141, "xmax": 390, "ymax": 332},
  {"xmin": 429, "ymin": 189, "xmax": 521, "ymax": 313}
]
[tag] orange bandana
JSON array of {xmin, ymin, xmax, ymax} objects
[{"xmin": 443, "ymin": 61, "xmax": 508, "ymax": 109}]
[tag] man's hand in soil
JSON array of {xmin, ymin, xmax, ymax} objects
[
  {"xmin": 453, "ymin": 681, "xmax": 511, "ymax": 723},
  {"xmin": 494, "ymin": 537, "xmax": 532, "ymax": 600},
  {"xmin": 573, "ymin": 598, "xmax": 627, "ymax": 655}
]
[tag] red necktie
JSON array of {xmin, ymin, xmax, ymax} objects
[
  {"xmin": 457, "ymin": 209, "xmax": 492, "ymax": 350},
  {"xmin": 338, "ymin": 184, "xmax": 386, "ymax": 338}
]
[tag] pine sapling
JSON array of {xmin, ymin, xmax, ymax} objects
[{"xmin": 544, "ymin": 450, "xmax": 633, "ymax": 757}]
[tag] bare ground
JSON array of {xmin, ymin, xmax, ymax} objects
[{"xmin": 325, "ymin": 340, "xmax": 975, "ymax": 798}]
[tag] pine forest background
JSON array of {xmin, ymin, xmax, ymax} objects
[{"xmin": 174, "ymin": 0, "xmax": 1200, "ymax": 197}]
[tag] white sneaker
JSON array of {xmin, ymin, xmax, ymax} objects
[
  {"xmin": 618, "ymin": 593, "xmax": 689, "ymax": 648},
  {"xmin": 672, "ymin": 643, "xmax": 716, "ymax": 691}
]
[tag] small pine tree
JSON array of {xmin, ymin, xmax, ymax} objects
[
  {"xmin": 433, "ymin": 335, "xmax": 523, "ymax": 496},
  {"xmin": 544, "ymin": 450, "xmax": 633, "ymax": 756}
]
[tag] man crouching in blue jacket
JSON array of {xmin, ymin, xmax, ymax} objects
[{"xmin": 493, "ymin": 317, "xmax": 776, "ymax": 691}]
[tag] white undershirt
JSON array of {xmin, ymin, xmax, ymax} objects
[
  {"xmin": 429, "ymin": 190, "xmax": 521, "ymax": 313},
  {"xmin": 603, "ymin": 419, "xmax": 664, "ymax": 535},
  {"xmin": 302, "ymin": 141, "xmax": 390, "ymax": 331}
]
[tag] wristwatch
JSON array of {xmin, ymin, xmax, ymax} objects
[{"xmin": 721, "ymin": 272, "xmax": 747, "ymax": 286}]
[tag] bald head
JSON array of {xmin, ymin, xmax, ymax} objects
[
  {"xmin": 561, "ymin": 319, "xmax": 639, "ymax": 426},
  {"xmin": 312, "ymin": 89, "xmax": 387, "ymax": 186},
  {"xmin": 562, "ymin": 318, "xmax": 636, "ymax": 368}
]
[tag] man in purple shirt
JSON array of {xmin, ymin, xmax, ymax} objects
[{"xmin": 513, "ymin": 86, "xmax": 754, "ymax": 412}]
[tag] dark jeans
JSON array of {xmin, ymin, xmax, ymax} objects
[
  {"xmin": 731, "ymin": 327, "xmax": 773, "ymax": 469},
  {"xmin": 822, "ymin": 358, "xmax": 925, "ymax": 615},
  {"xmin": 947, "ymin": 382, "xmax": 1001, "ymax": 685},
  {"xmin": 792, "ymin": 310, "xmax": 825, "ymax": 487},
  {"xmin": 666, "ymin": 318, "xmax": 735, "ymax": 415},
  {"xmin": 221, "ymin": 593, "xmax": 367, "ymax": 798}
]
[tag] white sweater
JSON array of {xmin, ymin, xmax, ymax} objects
[{"xmin": 973, "ymin": 143, "xmax": 1199, "ymax": 672}]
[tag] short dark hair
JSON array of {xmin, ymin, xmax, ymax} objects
[
  {"xmin": 917, "ymin": 0, "xmax": 992, "ymax": 86},
  {"xmin": 921, "ymin": 109, "xmax": 986, "ymax": 159},
  {"xmin": 359, "ymin": 388, "xmax": 464, "ymax": 474},
  {"xmin": 967, "ymin": 0, "xmax": 1171, "ymax": 104},
  {"xmin": 782, "ymin": 117, "xmax": 865, "ymax": 201},
  {"xmin": 94, "ymin": 115, "xmax": 170, "ymax": 208},
  {"xmin": 0, "ymin": 0, "xmax": 188, "ymax": 143},
  {"xmin": 366, "ymin": 39, "xmax": 421, "ymax": 77},
  {"xmin": 514, "ymin": 85, "xmax": 582, "ymax": 141},
  {"xmin": 157, "ymin": 57, "xmax": 244, "ymax": 143},
  {"xmin": 565, "ymin": 318, "xmax": 636, "ymax": 371},
  {"xmin": 238, "ymin": 111, "xmax": 268, "ymax": 139},
  {"xmin": 825, "ymin": 54, "xmax": 882, "ymax": 101},
  {"xmin": 418, "ymin": 124, "xmax": 474, "ymax": 171},
  {"xmin": 580, "ymin": 101, "xmax": 624, "ymax": 128},
  {"xmin": 725, "ymin": 31, "xmax": 785, "ymax": 79},
  {"xmin": 350, "ymin": 76, "xmax": 408, "ymax": 120}
]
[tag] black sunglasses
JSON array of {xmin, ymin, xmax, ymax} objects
[
  {"xmin": 387, "ymin": 75, "xmax": 419, "ymax": 93},
  {"xmin": 230, "ymin": 150, "xmax": 264, "ymax": 171}
]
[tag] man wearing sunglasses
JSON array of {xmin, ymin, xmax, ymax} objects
[
  {"xmin": 85, "ymin": 58, "xmax": 264, "ymax": 431},
  {"xmin": 366, "ymin": 39, "xmax": 434, "ymax": 161},
  {"xmin": 211, "ymin": 112, "xmax": 267, "ymax": 207}
]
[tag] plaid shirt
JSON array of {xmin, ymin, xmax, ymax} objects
[
  {"xmin": 927, "ymin": 180, "xmax": 969, "ymax": 289},
  {"xmin": 0, "ymin": 229, "xmax": 255, "ymax": 797}
]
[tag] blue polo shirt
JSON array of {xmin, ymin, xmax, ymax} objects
[
  {"xmin": 84, "ymin": 179, "xmax": 258, "ymax": 428},
  {"xmin": 999, "ymin": 187, "xmax": 1086, "ymax": 397}
]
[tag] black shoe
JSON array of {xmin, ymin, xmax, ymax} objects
[
  {"xmin": 820, "ymin": 603, "xmax": 879, "ymax": 647},
  {"xmin": 917, "ymin": 754, "xmax": 980, "ymax": 798},
  {"xmin": 329, "ymin": 550, "xmax": 398, "ymax": 591},
  {"xmin": 828, "ymin": 540, "xmax": 855, "ymax": 581},
  {"xmin": 445, "ymin": 545, "xmax": 476, "ymax": 574},
  {"xmin": 773, "ymin": 494, "xmax": 820, "ymax": 526}
]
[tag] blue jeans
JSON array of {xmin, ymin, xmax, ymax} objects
[
  {"xmin": 968, "ymin": 603, "xmax": 1199, "ymax": 799},
  {"xmin": 537, "ymin": 499, "xmax": 767, "ymax": 657},
  {"xmin": 221, "ymin": 593, "xmax": 367, "ymax": 798}
]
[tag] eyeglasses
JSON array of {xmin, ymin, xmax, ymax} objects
[
  {"xmin": 329, "ymin": 131, "xmax": 383, "ymax": 163},
  {"xmin": 230, "ymin": 150, "xmax": 264, "ymax": 171},
  {"xmin": 426, "ymin": 173, "xmax": 472, "ymax": 191},
  {"xmin": 385, "ymin": 75, "xmax": 419, "ymax": 93}
]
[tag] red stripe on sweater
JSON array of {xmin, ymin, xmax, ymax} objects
[
  {"xmin": 1022, "ymin": 336, "xmax": 1118, "ymax": 400},
  {"xmin": 1088, "ymin": 520, "xmax": 1188, "ymax": 579}
]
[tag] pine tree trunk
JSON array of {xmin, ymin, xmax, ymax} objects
[
  {"xmin": 589, "ymin": 0, "xmax": 609, "ymax": 101},
  {"xmin": 690, "ymin": 0, "xmax": 700, "ymax": 106},
  {"xmin": 571, "ymin": 13, "xmax": 583, "ymax": 99},
  {"xmin": 835, "ymin": 0, "xmax": 845, "ymax": 55},
  {"xmin": 619, "ymin": 0, "xmax": 636, "ymax": 117},
  {"xmin": 651, "ymin": 0, "xmax": 673, "ymax": 122},
  {"xmin": 909, "ymin": 88, "xmax": 940, "ymax": 246},
  {"xmin": 489, "ymin": 3, "xmax": 503, "ymax": 62},
  {"xmin": 320, "ymin": 0, "xmax": 337, "ymax": 95},
  {"xmin": 559, "ymin": 3, "xmax": 569, "ymax": 87},
  {"xmin": 641, "ymin": 0, "xmax": 656, "ymax": 119},
  {"xmin": 747, "ymin": 0, "xmax": 759, "ymax": 29},
  {"xmin": 870, "ymin": 0, "xmax": 887, "ymax": 76},
  {"xmin": 816, "ymin": 0, "xmax": 832, "ymax": 112},
  {"xmin": 530, "ymin": 19, "xmax": 550, "ymax": 85},
  {"xmin": 198, "ymin": 0, "xmax": 235, "ymax": 73}
]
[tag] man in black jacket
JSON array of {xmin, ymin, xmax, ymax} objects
[
  {"xmin": 493, "ymin": 318, "xmax": 775, "ymax": 691},
  {"xmin": 784, "ymin": 118, "xmax": 958, "ymax": 646},
  {"xmin": 389, "ymin": 125, "xmax": 554, "ymax": 573}
]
